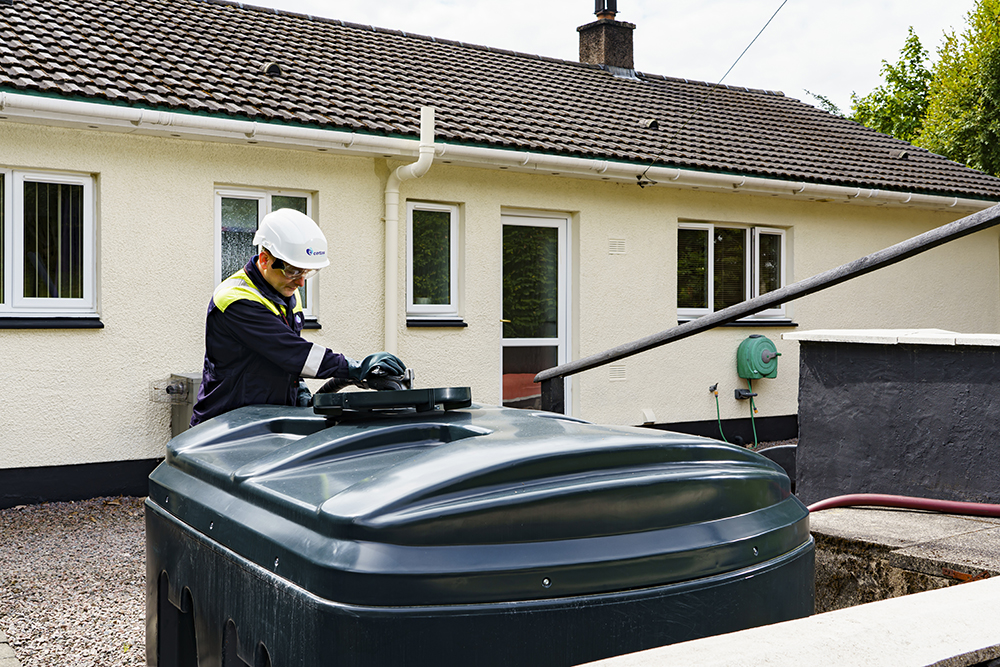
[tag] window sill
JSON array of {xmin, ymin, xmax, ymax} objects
[
  {"xmin": 303, "ymin": 319, "xmax": 321, "ymax": 330},
  {"xmin": 0, "ymin": 316, "xmax": 104, "ymax": 329},
  {"xmin": 677, "ymin": 318, "xmax": 798, "ymax": 328},
  {"xmin": 407, "ymin": 318, "xmax": 468, "ymax": 328}
]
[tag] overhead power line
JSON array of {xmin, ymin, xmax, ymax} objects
[{"xmin": 638, "ymin": 0, "xmax": 789, "ymax": 186}]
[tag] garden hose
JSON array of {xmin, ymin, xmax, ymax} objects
[{"xmin": 747, "ymin": 378, "xmax": 759, "ymax": 449}]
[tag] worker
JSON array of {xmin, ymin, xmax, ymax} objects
[{"xmin": 191, "ymin": 208, "xmax": 405, "ymax": 426}]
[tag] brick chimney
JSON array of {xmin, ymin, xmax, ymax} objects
[{"xmin": 578, "ymin": 0, "xmax": 636, "ymax": 70}]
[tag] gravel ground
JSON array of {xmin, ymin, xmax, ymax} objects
[
  {"xmin": 0, "ymin": 496, "xmax": 146, "ymax": 667},
  {"xmin": 0, "ymin": 440, "xmax": 796, "ymax": 665}
]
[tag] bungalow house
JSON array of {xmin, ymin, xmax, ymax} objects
[{"xmin": 2, "ymin": 0, "xmax": 1000, "ymax": 505}]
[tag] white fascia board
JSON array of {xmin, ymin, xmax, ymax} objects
[{"xmin": 1, "ymin": 92, "xmax": 995, "ymax": 212}]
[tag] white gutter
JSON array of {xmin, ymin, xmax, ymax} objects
[
  {"xmin": 0, "ymin": 92, "xmax": 992, "ymax": 212},
  {"xmin": 383, "ymin": 106, "xmax": 435, "ymax": 353}
]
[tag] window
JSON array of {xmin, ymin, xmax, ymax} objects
[
  {"xmin": 677, "ymin": 223, "xmax": 785, "ymax": 320},
  {"xmin": 0, "ymin": 170, "xmax": 96, "ymax": 316},
  {"xmin": 407, "ymin": 201, "xmax": 460, "ymax": 320},
  {"xmin": 215, "ymin": 188, "xmax": 315, "ymax": 316}
]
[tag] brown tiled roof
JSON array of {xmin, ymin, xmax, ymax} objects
[{"xmin": 3, "ymin": 0, "xmax": 1000, "ymax": 199}]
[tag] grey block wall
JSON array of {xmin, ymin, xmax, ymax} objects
[{"xmin": 796, "ymin": 341, "xmax": 1000, "ymax": 506}]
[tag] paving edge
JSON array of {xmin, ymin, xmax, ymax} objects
[
  {"xmin": 581, "ymin": 576, "xmax": 1000, "ymax": 666},
  {"xmin": 0, "ymin": 628, "xmax": 22, "ymax": 667}
]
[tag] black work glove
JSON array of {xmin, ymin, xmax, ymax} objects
[{"xmin": 295, "ymin": 379, "xmax": 313, "ymax": 407}]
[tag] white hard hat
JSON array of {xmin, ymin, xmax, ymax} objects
[{"xmin": 253, "ymin": 209, "xmax": 330, "ymax": 270}]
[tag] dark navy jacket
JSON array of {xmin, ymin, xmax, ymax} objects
[{"xmin": 191, "ymin": 257, "xmax": 348, "ymax": 426}]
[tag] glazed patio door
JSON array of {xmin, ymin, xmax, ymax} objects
[{"xmin": 501, "ymin": 214, "xmax": 568, "ymax": 413}]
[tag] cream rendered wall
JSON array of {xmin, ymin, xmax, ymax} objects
[
  {"xmin": 0, "ymin": 122, "xmax": 387, "ymax": 470},
  {"xmin": 389, "ymin": 165, "xmax": 1000, "ymax": 428},
  {"xmin": 2, "ymin": 120, "xmax": 998, "ymax": 472}
]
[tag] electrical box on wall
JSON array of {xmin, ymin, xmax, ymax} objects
[{"xmin": 737, "ymin": 335, "xmax": 780, "ymax": 379}]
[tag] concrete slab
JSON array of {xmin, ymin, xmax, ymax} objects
[
  {"xmin": 0, "ymin": 628, "xmax": 20, "ymax": 667},
  {"xmin": 582, "ymin": 576, "xmax": 1000, "ymax": 667},
  {"xmin": 810, "ymin": 506, "xmax": 1000, "ymax": 612},
  {"xmin": 809, "ymin": 507, "xmax": 1000, "ymax": 549},
  {"xmin": 0, "ymin": 646, "xmax": 19, "ymax": 667}
]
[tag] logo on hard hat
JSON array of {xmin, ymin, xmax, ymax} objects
[{"xmin": 306, "ymin": 248, "xmax": 326, "ymax": 256}]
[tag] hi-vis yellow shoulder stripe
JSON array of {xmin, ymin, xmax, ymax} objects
[{"xmin": 213, "ymin": 269, "xmax": 302, "ymax": 316}]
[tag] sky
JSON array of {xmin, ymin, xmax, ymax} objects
[{"xmin": 252, "ymin": 0, "xmax": 978, "ymax": 114}]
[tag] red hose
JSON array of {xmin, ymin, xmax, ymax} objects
[{"xmin": 807, "ymin": 493, "xmax": 1000, "ymax": 517}]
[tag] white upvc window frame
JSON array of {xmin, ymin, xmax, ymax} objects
[
  {"xmin": 406, "ymin": 200, "xmax": 460, "ymax": 319},
  {"xmin": 676, "ymin": 222, "xmax": 786, "ymax": 321},
  {"xmin": 0, "ymin": 169, "xmax": 97, "ymax": 316},
  {"xmin": 214, "ymin": 187, "xmax": 315, "ymax": 317}
]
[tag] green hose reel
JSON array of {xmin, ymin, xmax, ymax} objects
[{"xmin": 736, "ymin": 335, "xmax": 780, "ymax": 379}]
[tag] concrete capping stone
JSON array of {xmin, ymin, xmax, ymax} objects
[{"xmin": 783, "ymin": 328, "xmax": 1000, "ymax": 347}]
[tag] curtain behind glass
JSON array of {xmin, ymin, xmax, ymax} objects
[{"xmin": 22, "ymin": 181, "xmax": 84, "ymax": 299}]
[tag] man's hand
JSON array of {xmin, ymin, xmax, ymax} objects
[{"xmin": 359, "ymin": 352, "xmax": 406, "ymax": 379}]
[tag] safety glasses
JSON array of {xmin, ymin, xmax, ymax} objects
[{"xmin": 271, "ymin": 257, "xmax": 319, "ymax": 280}]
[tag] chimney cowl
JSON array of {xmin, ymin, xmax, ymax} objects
[{"xmin": 595, "ymin": 0, "xmax": 617, "ymax": 19}]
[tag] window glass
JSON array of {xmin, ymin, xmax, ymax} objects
[
  {"xmin": 677, "ymin": 227, "xmax": 708, "ymax": 309},
  {"xmin": 677, "ymin": 223, "xmax": 785, "ymax": 320},
  {"xmin": 220, "ymin": 197, "xmax": 259, "ymax": 279},
  {"xmin": 412, "ymin": 208, "xmax": 452, "ymax": 305},
  {"xmin": 759, "ymin": 232, "xmax": 782, "ymax": 295},
  {"xmin": 713, "ymin": 228, "xmax": 747, "ymax": 311},
  {"xmin": 23, "ymin": 181, "xmax": 84, "ymax": 299},
  {"xmin": 407, "ymin": 202, "xmax": 460, "ymax": 319},
  {"xmin": 271, "ymin": 195, "xmax": 307, "ymax": 214},
  {"xmin": 502, "ymin": 225, "xmax": 558, "ymax": 339}
]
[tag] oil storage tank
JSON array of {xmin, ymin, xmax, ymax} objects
[{"xmin": 147, "ymin": 390, "xmax": 813, "ymax": 667}]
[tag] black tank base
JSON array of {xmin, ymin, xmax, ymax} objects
[{"xmin": 147, "ymin": 503, "xmax": 814, "ymax": 667}]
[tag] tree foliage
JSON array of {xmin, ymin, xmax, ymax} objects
[
  {"xmin": 849, "ymin": 28, "xmax": 932, "ymax": 144},
  {"xmin": 917, "ymin": 0, "xmax": 1000, "ymax": 175}
]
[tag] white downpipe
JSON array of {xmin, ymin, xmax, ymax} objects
[
  {"xmin": 384, "ymin": 106, "xmax": 435, "ymax": 353},
  {"xmin": 0, "ymin": 92, "xmax": 991, "ymax": 211}
]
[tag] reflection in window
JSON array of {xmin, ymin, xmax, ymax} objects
[
  {"xmin": 407, "ymin": 202, "xmax": 459, "ymax": 319},
  {"xmin": 758, "ymin": 231, "xmax": 782, "ymax": 295},
  {"xmin": 502, "ymin": 225, "xmax": 558, "ymax": 339},
  {"xmin": 412, "ymin": 208, "xmax": 451, "ymax": 305},
  {"xmin": 677, "ymin": 228, "xmax": 707, "ymax": 310}
]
